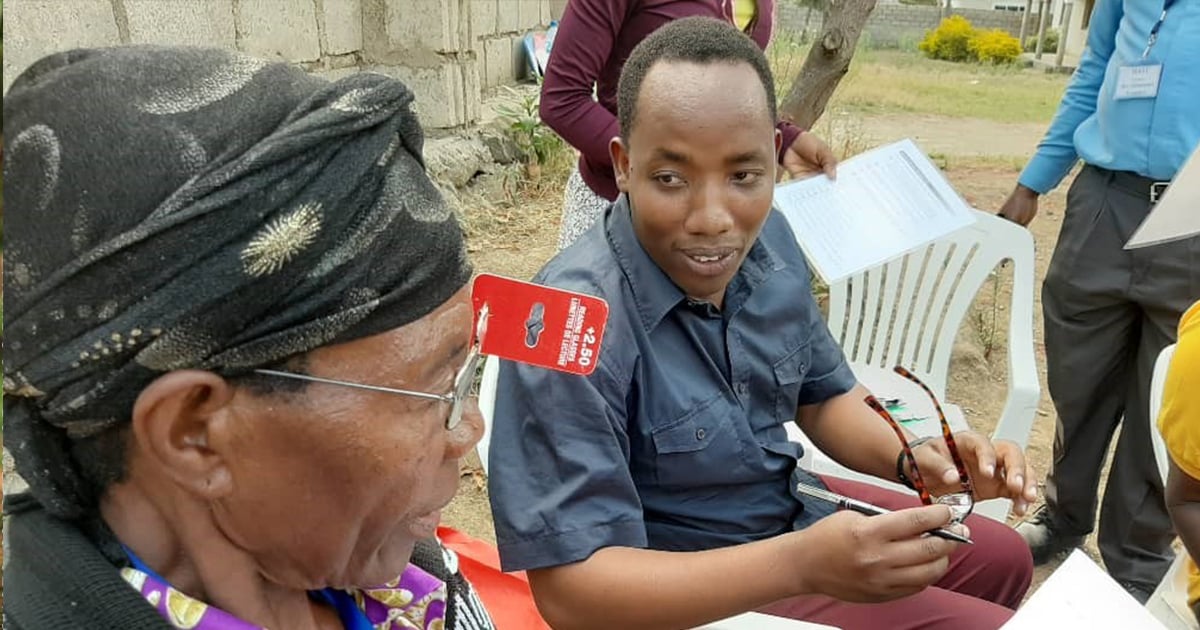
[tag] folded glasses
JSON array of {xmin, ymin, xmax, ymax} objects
[{"xmin": 865, "ymin": 366, "xmax": 974, "ymax": 523}]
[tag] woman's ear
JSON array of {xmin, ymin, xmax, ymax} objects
[{"xmin": 130, "ymin": 371, "xmax": 238, "ymax": 500}]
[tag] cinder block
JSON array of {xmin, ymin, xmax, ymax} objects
[
  {"xmin": 497, "ymin": 0, "xmax": 521, "ymax": 33},
  {"xmin": 125, "ymin": 0, "xmax": 236, "ymax": 48},
  {"xmin": 370, "ymin": 62, "xmax": 467, "ymax": 128},
  {"xmin": 471, "ymin": 0, "xmax": 498, "ymax": 40},
  {"xmin": 387, "ymin": 0, "xmax": 463, "ymax": 53},
  {"xmin": 517, "ymin": 0, "xmax": 540, "ymax": 29},
  {"xmin": 323, "ymin": 0, "xmax": 364, "ymax": 55},
  {"xmin": 463, "ymin": 58, "xmax": 482, "ymax": 121},
  {"xmin": 4, "ymin": 0, "xmax": 121, "ymax": 93},
  {"xmin": 238, "ymin": 0, "xmax": 321, "ymax": 61},
  {"xmin": 483, "ymin": 36, "xmax": 513, "ymax": 88},
  {"xmin": 314, "ymin": 66, "xmax": 362, "ymax": 83}
]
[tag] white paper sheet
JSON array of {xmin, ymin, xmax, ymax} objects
[
  {"xmin": 1126, "ymin": 144, "xmax": 1200, "ymax": 249},
  {"xmin": 1002, "ymin": 550, "xmax": 1167, "ymax": 629},
  {"xmin": 774, "ymin": 139, "xmax": 976, "ymax": 283},
  {"xmin": 697, "ymin": 612, "xmax": 839, "ymax": 630}
]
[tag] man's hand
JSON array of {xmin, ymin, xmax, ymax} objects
[
  {"xmin": 998, "ymin": 184, "xmax": 1040, "ymax": 226},
  {"xmin": 794, "ymin": 505, "xmax": 963, "ymax": 602},
  {"xmin": 911, "ymin": 432, "xmax": 1039, "ymax": 516},
  {"xmin": 781, "ymin": 131, "xmax": 838, "ymax": 181}
]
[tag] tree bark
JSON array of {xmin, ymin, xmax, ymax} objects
[{"xmin": 778, "ymin": 0, "xmax": 878, "ymax": 130}]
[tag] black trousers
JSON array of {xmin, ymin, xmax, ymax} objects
[{"xmin": 1042, "ymin": 165, "xmax": 1200, "ymax": 588}]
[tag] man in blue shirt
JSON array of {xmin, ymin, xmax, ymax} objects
[
  {"xmin": 490, "ymin": 17, "xmax": 1038, "ymax": 630},
  {"xmin": 1000, "ymin": 0, "xmax": 1200, "ymax": 602}
]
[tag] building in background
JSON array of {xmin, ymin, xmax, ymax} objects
[{"xmin": 3, "ymin": 0, "xmax": 566, "ymax": 129}]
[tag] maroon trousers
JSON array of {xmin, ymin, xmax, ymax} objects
[{"xmin": 757, "ymin": 476, "xmax": 1034, "ymax": 630}]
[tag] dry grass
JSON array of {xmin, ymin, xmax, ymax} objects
[
  {"xmin": 829, "ymin": 49, "xmax": 1069, "ymax": 124},
  {"xmin": 461, "ymin": 158, "xmax": 570, "ymax": 282},
  {"xmin": 768, "ymin": 44, "xmax": 1070, "ymax": 125}
]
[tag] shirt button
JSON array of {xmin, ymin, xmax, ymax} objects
[
  {"xmin": 696, "ymin": 428, "xmax": 707, "ymax": 441},
  {"xmin": 736, "ymin": 383, "xmax": 748, "ymax": 396}
]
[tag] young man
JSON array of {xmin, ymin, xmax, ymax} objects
[
  {"xmin": 1000, "ymin": 0, "xmax": 1200, "ymax": 600},
  {"xmin": 488, "ymin": 17, "xmax": 1036, "ymax": 630},
  {"xmin": 1161, "ymin": 300, "xmax": 1200, "ymax": 622}
]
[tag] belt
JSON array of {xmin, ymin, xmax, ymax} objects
[{"xmin": 1088, "ymin": 165, "xmax": 1171, "ymax": 205}]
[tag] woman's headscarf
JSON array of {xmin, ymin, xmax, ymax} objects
[{"xmin": 3, "ymin": 46, "xmax": 472, "ymax": 519}]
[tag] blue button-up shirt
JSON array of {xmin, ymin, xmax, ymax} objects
[
  {"xmin": 487, "ymin": 196, "xmax": 857, "ymax": 572},
  {"xmin": 1020, "ymin": 0, "xmax": 1200, "ymax": 194}
]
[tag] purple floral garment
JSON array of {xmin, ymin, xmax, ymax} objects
[{"xmin": 120, "ymin": 563, "xmax": 448, "ymax": 629}]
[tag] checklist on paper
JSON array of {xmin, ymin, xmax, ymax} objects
[{"xmin": 774, "ymin": 139, "xmax": 977, "ymax": 284}]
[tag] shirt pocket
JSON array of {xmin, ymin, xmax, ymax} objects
[
  {"xmin": 651, "ymin": 391, "xmax": 747, "ymax": 488},
  {"xmin": 772, "ymin": 342, "xmax": 813, "ymax": 426}
]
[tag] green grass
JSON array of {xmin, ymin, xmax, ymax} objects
[{"xmin": 772, "ymin": 47, "xmax": 1071, "ymax": 125}]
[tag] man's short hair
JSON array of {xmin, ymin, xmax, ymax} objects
[{"xmin": 617, "ymin": 16, "xmax": 778, "ymax": 140}]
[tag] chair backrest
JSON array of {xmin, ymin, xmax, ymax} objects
[
  {"xmin": 1150, "ymin": 344, "xmax": 1178, "ymax": 486},
  {"xmin": 826, "ymin": 209, "xmax": 1035, "ymax": 400},
  {"xmin": 475, "ymin": 354, "xmax": 502, "ymax": 474}
]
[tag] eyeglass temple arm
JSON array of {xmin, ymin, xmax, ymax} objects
[
  {"xmin": 251, "ymin": 369, "xmax": 454, "ymax": 403},
  {"xmin": 892, "ymin": 366, "xmax": 974, "ymax": 493},
  {"xmin": 865, "ymin": 394, "xmax": 934, "ymax": 505}
]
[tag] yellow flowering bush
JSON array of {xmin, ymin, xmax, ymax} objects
[
  {"xmin": 920, "ymin": 16, "xmax": 1023, "ymax": 65},
  {"xmin": 971, "ymin": 29, "xmax": 1023, "ymax": 64},
  {"xmin": 919, "ymin": 15, "xmax": 976, "ymax": 62}
]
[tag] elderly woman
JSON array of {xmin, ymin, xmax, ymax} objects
[{"xmin": 3, "ymin": 47, "xmax": 496, "ymax": 630}]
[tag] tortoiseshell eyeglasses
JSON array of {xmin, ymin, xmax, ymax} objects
[{"xmin": 865, "ymin": 366, "xmax": 974, "ymax": 523}]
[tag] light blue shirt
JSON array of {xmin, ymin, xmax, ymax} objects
[{"xmin": 1020, "ymin": 0, "xmax": 1200, "ymax": 194}]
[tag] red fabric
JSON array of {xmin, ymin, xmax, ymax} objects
[
  {"xmin": 540, "ymin": 0, "xmax": 798, "ymax": 201},
  {"xmin": 756, "ymin": 477, "xmax": 1034, "ymax": 630},
  {"xmin": 438, "ymin": 526, "xmax": 551, "ymax": 630}
]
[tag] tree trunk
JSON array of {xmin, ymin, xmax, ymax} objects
[
  {"xmin": 941, "ymin": 0, "xmax": 953, "ymax": 19},
  {"xmin": 778, "ymin": 0, "xmax": 878, "ymax": 130}
]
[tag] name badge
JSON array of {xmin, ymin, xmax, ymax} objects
[
  {"xmin": 1115, "ymin": 64, "xmax": 1162, "ymax": 100},
  {"xmin": 471, "ymin": 273, "xmax": 609, "ymax": 376}
]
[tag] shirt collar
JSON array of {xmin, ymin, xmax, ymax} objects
[{"xmin": 605, "ymin": 195, "xmax": 787, "ymax": 332}]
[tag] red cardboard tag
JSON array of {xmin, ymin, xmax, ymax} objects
[{"xmin": 471, "ymin": 273, "xmax": 609, "ymax": 376}]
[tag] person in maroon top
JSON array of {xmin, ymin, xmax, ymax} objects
[{"xmin": 542, "ymin": 0, "xmax": 838, "ymax": 250}]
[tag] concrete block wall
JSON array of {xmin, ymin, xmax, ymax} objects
[
  {"xmin": 475, "ymin": 0, "xmax": 566, "ymax": 90},
  {"xmin": 4, "ymin": 0, "xmax": 563, "ymax": 129},
  {"xmin": 776, "ymin": 3, "xmax": 1032, "ymax": 49}
]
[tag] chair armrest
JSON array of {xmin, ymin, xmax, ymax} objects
[{"xmin": 992, "ymin": 247, "xmax": 1041, "ymax": 449}]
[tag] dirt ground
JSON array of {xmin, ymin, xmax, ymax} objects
[{"xmin": 449, "ymin": 112, "xmax": 1093, "ymax": 594}]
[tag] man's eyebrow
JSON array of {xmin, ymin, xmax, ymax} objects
[
  {"xmin": 725, "ymin": 150, "xmax": 769, "ymax": 165},
  {"xmin": 651, "ymin": 147, "xmax": 690, "ymax": 163}
]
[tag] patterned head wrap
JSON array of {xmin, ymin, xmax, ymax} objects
[{"xmin": 3, "ymin": 46, "xmax": 472, "ymax": 519}]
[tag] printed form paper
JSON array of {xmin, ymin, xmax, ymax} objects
[
  {"xmin": 774, "ymin": 139, "xmax": 976, "ymax": 284},
  {"xmin": 1002, "ymin": 550, "xmax": 1167, "ymax": 629}
]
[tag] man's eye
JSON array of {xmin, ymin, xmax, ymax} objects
[
  {"xmin": 654, "ymin": 173, "xmax": 684, "ymax": 186},
  {"xmin": 733, "ymin": 171, "xmax": 761, "ymax": 184}
]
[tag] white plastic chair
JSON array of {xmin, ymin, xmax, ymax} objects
[
  {"xmin": 787, "ymin": 209, "xmax": 1041, "ymax": 522},
  {"xmin": 475, "ymin": 354, "xmax": 502, "ymax": 474},
  {"xmin": 1145, "ymin": 345, "xmax": 1197, "ymax": 629}
]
